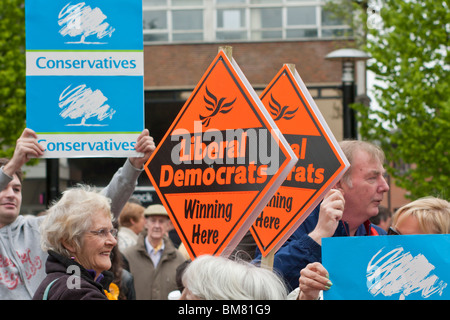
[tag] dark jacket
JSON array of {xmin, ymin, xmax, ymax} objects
[
  {"xmin": 254, "ymin": 204, "xmax": 386, "ymax": 290},
  {"xmin": 32, "ymin": 250, "xmax": 113, "ymax": 300}
]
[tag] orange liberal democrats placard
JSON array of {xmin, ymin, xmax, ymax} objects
[
  {"xmin": 250, "ymin": 64, "xmax": 350, "ymax": 257},
  {"xmin": 144, "ymin": 50, "xmax": 297, "ymax": 260}
]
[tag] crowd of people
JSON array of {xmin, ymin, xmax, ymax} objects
[{"xmin": 0, "ymin": 128, "xmax": 448, "ymax": 300}]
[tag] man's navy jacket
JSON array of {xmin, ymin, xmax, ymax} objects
[{"xmin": 253, "ymin": 204, "xmax": 386, "ymax": 290}]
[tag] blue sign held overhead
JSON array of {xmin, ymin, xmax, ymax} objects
[
  {"xmin": 27, "ymin": 76, "xmax": 143, "ymax": 133},
  {"xmin": 25, "ymin": 0, "xmax": 144, "ymax": 158},
  {"xmin": 322, "ymin": 234, "xmax": 450, "ymax": 300},
  {"xmin": 26, "ymin": 0, "xmax": 143, "ymax": 51}
]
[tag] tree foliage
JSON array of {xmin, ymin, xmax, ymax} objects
[
  {"xmin": 0, "ymin": 0, "xmax": 26, "ymax": 158},
  {"xmin": 354, "ymin": 0, "xmax": 450, "ymax": 199}
]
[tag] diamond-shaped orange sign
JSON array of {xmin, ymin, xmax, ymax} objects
[
  {"xmin": 144, "ymin": 50, "xmax": 297, "ymax": 259},
  {"xmin": 250, "ymin": 64, "xmax": 349, "ymax": 256}
]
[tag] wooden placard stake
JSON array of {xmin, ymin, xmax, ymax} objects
[
  {"xmin": 219, "ymin": 46, "xmax": 233, "ymax": 59},
  {"xmin": 260, "ymin": 248, "xmax": 275, "ymax": 270}
]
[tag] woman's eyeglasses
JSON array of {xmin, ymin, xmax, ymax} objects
[
  {"xmin": 89, "ymin": 228, "xmax": 118, "ymax": 238},
  {"xmin": 387, "ymin": 226, "xmax": 401, "ymax": 235}
]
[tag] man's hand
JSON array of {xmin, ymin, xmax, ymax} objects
[
  {"xmin": 308, "ymin": 188, "xmax": 344, "ymax": 245},
  {"xmin": 129, "ymin": 129, "xmax": 156, "ymax": 169},
  {"xmin": 3, "ymin": 128, "xmax": 44, "ymax": 177}
]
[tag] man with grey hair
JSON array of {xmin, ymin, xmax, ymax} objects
[
  {"xmin": 254, "ymin": 140, "xmax": 390, "ymax": 290},
  {"xmin": 123, "ymin": 204, "xmax": 186, "ymax": 300},
  {"xmin": 0, "ymin": 128, "xmax": 155, "ymax": 299}
]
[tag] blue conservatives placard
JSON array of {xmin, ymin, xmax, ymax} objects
[
  {"xmin": 26, "ymin": 0, "xmax": 142, "ymax": 51},
  {"xmin": 25, "ymin": 0, "xmax": 144, "ymax": 158},
  {"xmin": 322, "ymin": 235, "xmax": 450, "ymax": 300},
  {"xmin": 26, "ymin": 76, "xmax": 143, "ymax": 133}
]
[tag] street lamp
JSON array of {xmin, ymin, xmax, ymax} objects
[{"xmin": 325, "ymin": 48, "xmax": 370, "ymax": 140}]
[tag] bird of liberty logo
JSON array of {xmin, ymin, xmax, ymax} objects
[
  {"xmin": 268, "ymin": 94, "xmax": 298, "ymax": 121},
  {"xmin": 59, "ymin": 84, "xmax": 116, "ymax": 126},
  {"xmin": 200, "ymin": 86, "xmax": 236, "ymax": 127},
  {"xmin": 58, "ymin": 2, "xmax": 115, "ymax": 44}
]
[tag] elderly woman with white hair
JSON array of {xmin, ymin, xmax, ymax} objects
[
  {"xmin": 180, "ymin": 255, "xmax": 288, "ymax": 300},
  {"xmin": 33, "ymin": 185, "xmax": 118, "ymax": 300}
]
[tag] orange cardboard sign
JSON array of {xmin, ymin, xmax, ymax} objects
[
  {"xmin": 250, "ymin": 64, "xmax": 350, "ymax": 256},
  {"xmin": 144, "ymin": 50, "xmax": 297, "ymax": 259}
]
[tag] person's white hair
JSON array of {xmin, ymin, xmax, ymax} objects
[
  {"xmin": 40, "ymin": 184, "xmax": 113, "ymax": 257},
  {"xmin": 182, "ymin": 255, "xmax": 288, "ymax": 300}
]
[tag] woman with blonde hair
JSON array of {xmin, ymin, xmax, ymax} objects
[
  {"xmin": 389, "ymin": 196, "xmax": 450, "ymax": 235},
  {"xmin": 33, "ymin": 185, "xmax": 118, "ymax": 300}
]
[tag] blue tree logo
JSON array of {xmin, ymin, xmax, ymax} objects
[
  {"xmin": 59, "ymin": 84, "xmax": 116, "ymax": 126},
  {"xmin": 366, "ymin": 246, "xmax": 447, "ymax": 300},
  {"xmin": 58, "ymin": 2, "xmax": 115, "ymax": 44}
]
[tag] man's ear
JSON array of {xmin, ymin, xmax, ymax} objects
[{"xmin": 334, "ymin": 180, "xmax": 346, "ymax": 196}]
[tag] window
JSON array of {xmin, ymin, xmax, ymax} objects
[
  {"xmin": 143, "ymin": 0, "xmax": 351, "ymax": 43},
  {"xmin": 287, "ymin": 6, "xmax": 316, "ymax": 25},
  {"xmin": 321, "ymin": 8, "xmax": 353, "ymax": 38},
  {"xmin": 143, "ymin": 0, "xmax": 167, "ymax": 6},
  {"xmin": 173, "ymin": 0, "xmax": 203, "ymax": 5},
  {"xmin": 143, "ymin": 10, "xmax": 168, "ymax": 42},
  {"xmin": 251, "ymin": 0, "xmax": 282, "ymax": 3},
  {"xmin": 172, "ymin": 9, "xmax": 203, "ymax": 41},
  {"xmin": 286, "ymin": 6, "xmax": 317, "ymax": 39},
  {"xmin": 217, "ymin": 0, "xmax": 246, "ymax": 3},
  {"xmin": 250, "ymin": 8, "xmax": 282, "ymax": 40},
  {"xmin": 217, "ymin": 8, "xmax": 247, "ymax": 40}
]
